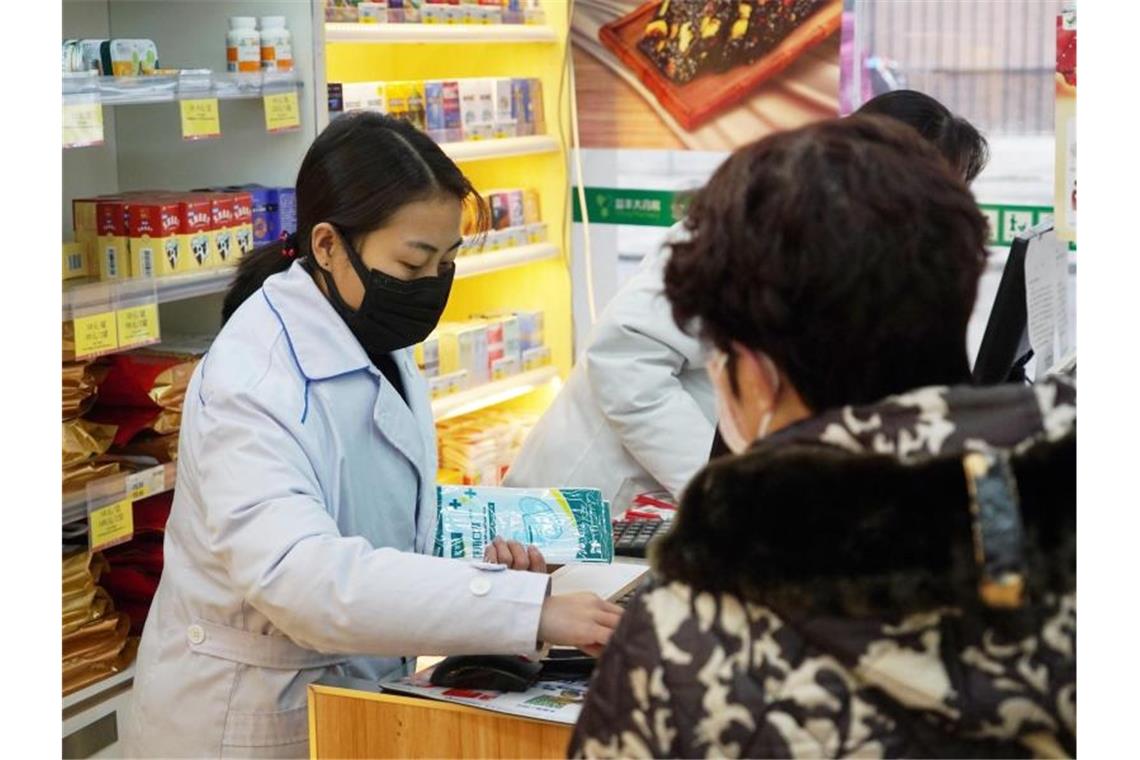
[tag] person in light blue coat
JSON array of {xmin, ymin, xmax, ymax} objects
[{"xmin": 124, "ymin": 113, "xmax": 621, "ymax": 759}]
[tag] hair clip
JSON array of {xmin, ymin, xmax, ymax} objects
[{"xmin": 280, "ymin": 231, "xmax": 298, "ymax": 259}]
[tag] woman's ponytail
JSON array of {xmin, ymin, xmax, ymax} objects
[{"xmin": 221, "ymin": 234, "xmax": 299, "ymax": 324}]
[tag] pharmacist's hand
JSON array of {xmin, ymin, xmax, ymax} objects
[
  {"xmin": 538, "ymin": 593, "xmax": 623, "ymax": 658},
  {"xmin": 484, "ymin": 537, "xmax": 547, "ymax": 573}
]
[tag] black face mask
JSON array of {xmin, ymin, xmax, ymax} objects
[{"xmin": 315, "ymin": 228, "xmax": 454, "ymax": 357}]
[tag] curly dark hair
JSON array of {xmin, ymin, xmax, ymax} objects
[{"xmin": 664, "ymin": 115, "xmax": 990, "ymax": 412}]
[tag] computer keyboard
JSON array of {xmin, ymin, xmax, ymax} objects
[{"xmin": 613, "ymin": 518, "xmax": 668, "ymax": 559}]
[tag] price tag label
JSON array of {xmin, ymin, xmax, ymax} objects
[
  {"xmin": 63, "ymin": 102, "xmax": 105, "ymax": 149},
  {"xmin": 264, "ymin": 91, "xmax": 301, "ymax": 133},
  {"xmin": 126, "ymin": 465, "xmax": 167, "ymax": 502},
  {"xmin": 89, "ymin": 498, "xmax": 134, "ymax": 552},
  {"xmin": 73, "ymin": 311, "xmax": 119, "ymax": 359},
  {"xmin": 180, "ymin": 98, "xmax": 222, "ymax": 141},
  {"xmin": 117, "ymin": 303, "xmax": 160, "ymax": 349}
]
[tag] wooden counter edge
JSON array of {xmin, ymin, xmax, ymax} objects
[{"xmin": 308, "ymin": 682, "xmax": 576, "ymax": 759}]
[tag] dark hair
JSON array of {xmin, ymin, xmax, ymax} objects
[
  {"xmin": 664, "ymin": 115, "xmax": 990, "ymax": 412},
  {"xmin": 856, "ymin": 90, "xmax": 989, "ymax": 183},
  {"xmin": 222, "ymin": 112, "xmax": 485, "ymax": 323}
]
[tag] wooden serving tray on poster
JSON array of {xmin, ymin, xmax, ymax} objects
[{"xmin": 599, "ymin": 0, "xmax": 842, "ymax": 131}]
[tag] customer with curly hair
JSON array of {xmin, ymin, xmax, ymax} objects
[{"xmin": 569, "ymin": 115, "xmax": 1076, "ymax": 758}]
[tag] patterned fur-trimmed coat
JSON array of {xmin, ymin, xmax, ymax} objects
[{"xmin": 570, "ymin": 377, "xmax": 1076, "ymax": 758}]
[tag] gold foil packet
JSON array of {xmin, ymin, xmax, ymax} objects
[
  {"xmin": 62, "ymin": 459, "xmax": 121, "ymax": 495},
  {"xmin": 62, "ymin": 419, "xmax": 117, "ymax": 467},
  {"xmin": 63, "ymin": 361, "xmax": 110, "ymax": 421}
]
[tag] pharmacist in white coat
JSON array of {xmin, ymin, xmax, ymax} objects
[
  {"xmin": 505, "ymin": 223, "xmax": 717, "ymax": 509},
  {"xmin": 124, "ymin": 113, "xmax": 620, "ymax": 759}
]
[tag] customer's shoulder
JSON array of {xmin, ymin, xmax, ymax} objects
[{"xmin": 627, "ymin": 579, "xmax": 781, "ymax": 655}]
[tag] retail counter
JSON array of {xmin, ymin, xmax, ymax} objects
[{"xmin": 308, "ymin": 674, "xmax": 574, "ymax": 758}]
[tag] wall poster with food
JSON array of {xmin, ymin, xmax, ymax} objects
[
  {"xmin": 1054, "ymin": 0, "xmax": 1076, "ymax": 243},
  {"xmin": 569, "ymin": 0, "xmax": 842, "ymax": 348},
  {"xmin": 572, "ymin": 0, "xmax": 842, "ymax": 150}
]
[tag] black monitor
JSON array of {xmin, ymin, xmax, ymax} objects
[{"xmin": 971, "ymin": 220, "xmax": 1054, "ymax": 385}]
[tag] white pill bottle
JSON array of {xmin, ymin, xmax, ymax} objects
[
  {"xmin": 226, "ymin": 17, "xmax": 261, "ymax": 73},
  {"xmin": 259, "ymin": 17, "xmax": 293, "ymax": 72}
]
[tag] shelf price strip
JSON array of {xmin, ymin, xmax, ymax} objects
[
  {"xmin": 73, "ymin": 311, "xmax": 119, "ymax": 358},
  {"xmin": 180, "ymin": 98, "xmax": 222, "ymax": 141},
  {"xmin": 88, "ymin": 498, "xmax": 134, "ymax": 552},
  {"xmin": 116, "ymin": 303, "xmax": 160, "ymax": 350},
  {"xmin": 71, "ymin": 300, "xmax": 160, "ymax": 360},
  {"xmin": 264, "ymin": 91, "xmax": 301, "ymax": 133},
  {"xmin": 63, "ymin": 101, "xmax": 105, "ymax": 149}
]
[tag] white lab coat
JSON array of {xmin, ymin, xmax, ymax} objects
[
  {"xmin": 124, "ymin": 261, "xmax": 549, "ymax": 758},
  {"xmin": 505, "ymin": 225, "xmax": 716, "ymax": 508}
]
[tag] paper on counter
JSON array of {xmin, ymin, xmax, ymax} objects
[
  {"xmin": 381, "ymin": 667, "xmax": 589, "ymax": 725},
  {"xmin": 1025, "ymin": 230, "xmax": 1075, "ymax": 379},
  {"xmin": 551, "ymin": 562, "xmax": 649, "ymax": 602}
]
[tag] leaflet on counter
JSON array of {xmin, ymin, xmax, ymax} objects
[
  {"xmin": 433, "ymin": 485, "xmax": 613, "ymax": 563},
  {"xmin": 380, "ymin": 666, "xmax": 588, "ymax": 725}
]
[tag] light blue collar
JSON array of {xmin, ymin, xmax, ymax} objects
[{"xmin": 261, "ymin": 260, "xmax": 372, "ymax": 381}]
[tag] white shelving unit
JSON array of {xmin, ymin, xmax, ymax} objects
[
  {"xmin": 64, "ymin": 70, "xmax": 302, "ymax": 107},
  {"xmin": 440, "ymin": 135, "xmax": 560, "ymax": 163},
  {"xmin": 63, "ymin": 462, "xmax": 177, "ymax": 526},
  {"xmin": 455, "ymin": 243, "xmax": 558, "ymax": 279},
  {"xmin": 325, "ymin": 22, "xmax": 557, "ymax": 44},
  {"xmin": 61, "ymin": 1, "xmax": 325, "ymax": 755},
  {"xmin": 431, "ymin": 366, "xmax": 559, "ymax": 422},
  {"xmin": 62, "ymin": 242, "xmax": 559, "ymax": 321}
]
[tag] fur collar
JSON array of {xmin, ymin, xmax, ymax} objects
[{"xmin": 652, "ymin": 381, "xmax": 1076, "ymax": 618}]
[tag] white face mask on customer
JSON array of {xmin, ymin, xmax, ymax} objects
[{"xmin": 706, "ymin": 348, "xmax": 780, "ymax": 455}]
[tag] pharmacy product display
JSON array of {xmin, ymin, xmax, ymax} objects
[
  {"xmin": 327, "ymin": 0, "xmax": 546, "ymax": 25},
  {"xmin": 437, "ymin": 409, "xmax": 539, "ymax": 486},
  {"xmin": 63, "ymin": 342, "xmax": 207, "ymax": 506},
  {"xmin": 63, "ymin": 38, "xmax": 160, "ymax": 76},
  {"xmin": 226, "ymin": 18, "xmax": 261, "ymax": 73},
  {"xmin": 461, "ymin": 187, "xmax": 547, "ymax": 254},
  {"xmin": 434, "ymin": 485, "xmax": 614, "ymax": 563},
  {"xmin": 415, "ymin": 310, "xmax": 549, "ymax": 397},
  {"xmin": 66, "ymin": 187, "xmax": 294, "ymax": 282},
  {"xmin": 99, "ymin": 492, "xmax": 172, "ymax": 636},
  {"xmin": 62, "ymin": 547, "xmax": 135, "ymax": 696},
  {"xmin": 328, "ymin": 77, "xmax": 546, "ymax": 141},
  {"xmin": 258, "ymin": 16, "xmax": 294, "ymax": 72}
]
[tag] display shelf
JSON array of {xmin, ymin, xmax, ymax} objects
[
  {"xmin": 325, "ymin": 22, "xmax": 558, "ymax": 44},
  {"xmin": 63, "ymin": 70, "xmax": 303, "ymax": 107},
  {"xmin": 63, "ymin": 462, "xmax": 177, "ymax": 526},
  {"xmin": 63, "ymin": 268, "xmax": 236, "ymax": 321},
  {"xmin": 439, "ymin": 135, "xmax": 560, "ymax": 163},
  {"xmin": 454, "ymin": 242, "xmax": 558, "ymax": 279},
  {"xmin": 431, "ymin": 365, "xmax": 558, "ymax": 422},
  {"xmin": 63, "ymin": 664, "xmax": 136, "ymax": 712},
  {"xmin": 63, "ymin": 241, "xmax": 558, "ymax": 320}
]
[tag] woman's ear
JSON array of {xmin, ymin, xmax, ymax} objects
[
  {"xmin": 731, "ymin": 340, "xmax": 779, "ymax": 412},
  {"xmin": 310, "ymin": 223, "xmax": 337, "ymax": 271}
]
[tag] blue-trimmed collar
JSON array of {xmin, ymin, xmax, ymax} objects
[{"xmin": 261, "ymin": 260, "xmax": 372, "ymax": 381}]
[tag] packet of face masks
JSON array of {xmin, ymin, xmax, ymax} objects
[{"xmin": 433, "ymin": 485, "xmax": 613, "ymax": 564}]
